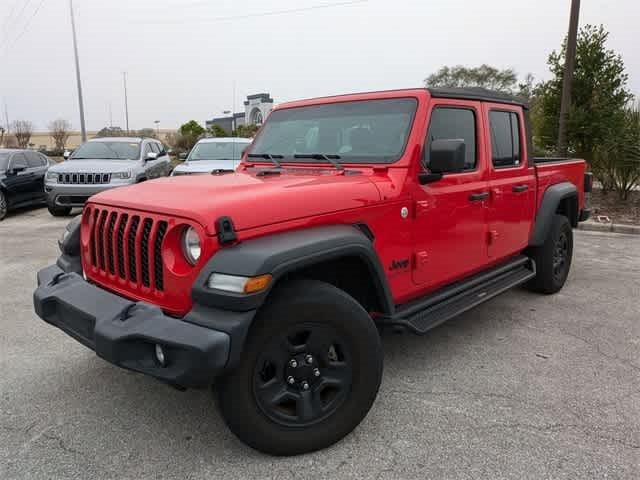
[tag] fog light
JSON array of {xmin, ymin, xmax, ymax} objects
[{"xmin": 155, "ymin": 344, "xmax": 166, "ymax": 366}]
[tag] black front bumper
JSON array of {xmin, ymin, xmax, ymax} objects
[{"xmin": 34, "ymin": 264, "xmax": 254, "ymax": 388}]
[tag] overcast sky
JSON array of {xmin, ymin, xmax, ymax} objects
[{"xmin": 1, "ymin": 0, "xmax": 638, "ymax": 132}]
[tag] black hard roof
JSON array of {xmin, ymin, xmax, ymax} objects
[{"xmin": 427, "ymin": 87, "xmax": 529, "ymax": 109}]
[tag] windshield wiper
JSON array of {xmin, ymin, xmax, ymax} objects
[
  {"xmin": 293, "ymin": 154, "xmax": 344, "ymax": 170},
  {"xmin": 247, "ymin": 153, "xmax": 283, "ymax": 168}
]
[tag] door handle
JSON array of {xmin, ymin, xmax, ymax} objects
[
  {"xmin": 512, "ymin": 184, "xmax": 529, "ymax": 193},
  {"xmin": 469, "ymin": 192, "xmax": 489, "ymax": 202}
]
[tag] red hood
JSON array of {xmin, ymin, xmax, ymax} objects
[{"xmin": 89, "ymin": 171, "xmax": 382, "ymax": 235}]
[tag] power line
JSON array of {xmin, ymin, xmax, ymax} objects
[
  {"xmin": 140, "ymin": 0, "xmax": 369, "ymax": 24},
  {"xmin": 1, "ymin": 0, "xmax": 45, "ymax": 57},
  {"xmin": 1, "ymin": 0, "xmax": 22, "ymax": 34},
  {"xmin": 0, "ymin": 0, "xmax": 34, "ymax": 47}
]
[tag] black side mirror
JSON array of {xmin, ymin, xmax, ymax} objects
[
  {"xmin": 419, "ymin": 139, "xmax": 466, "ymax": 185},
  {"xmin": 428, "ymin": 139, "xmax": 466, "ymax": 174},
  {"xmin": 9, "ymin": 164, "xmax": 27, "ymax": 175}
]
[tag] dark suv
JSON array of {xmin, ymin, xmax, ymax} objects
[{"xmin": 0, "ymin": 149, "xmax": 50, "ymax": 220}]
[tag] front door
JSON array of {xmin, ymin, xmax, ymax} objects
[
  {"xmin": 412, "ymin": 101, "xmax": 489, "ymax": 288},
  {"xmin": 4, "ymin": 153, "xmax": 33, "ymax": 206},
  {"xmin": 484, "ymin": 106, "xmax": 536, "ymax": 261}
]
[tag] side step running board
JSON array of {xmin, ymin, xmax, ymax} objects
[{"xmin": 381, "ymin": 255, "xmax": 536, "ymax": 335}]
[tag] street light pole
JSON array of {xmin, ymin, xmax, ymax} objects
[
  {"xmin": 123, "ymin": 72, "xmax": 130, "ymax": 135},
  {"xmin": 557, "ymin": 0, "xmax": 581, "ymax": 157},
  {"xmin": 69, "ymin": 0, "xmax": 87, "ymax": 142}
]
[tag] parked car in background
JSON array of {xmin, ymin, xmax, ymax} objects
[
  {"xmin": 45, "ymin": 137, "xmax": 171, "ymax": 216},
  {"xmin": 0, "ymin": 149, "xmax": 51, "ymax": 221},
  {"xmin": 171, "ymin": 137, "xmax": 251, "ymax": 176}
]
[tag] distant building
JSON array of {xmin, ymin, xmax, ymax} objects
[{"xmin": 206, "ymin": 93, "xmax": 274, "ymax": 133}]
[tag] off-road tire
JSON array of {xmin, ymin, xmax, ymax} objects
[
  {"xmin": 217, "ymin": 279, "xmax": 383, "ymax": 456},
  {"xmin": 47, "ymin": 204, "xmax": 72, "ymax": 217},
  {"xmin": 0, "ymin": 190, "xmax": 7, "ymax": 221},
  {"xmin": 526, "ymin": 214, "xmax": 573, "ymax": 294}
]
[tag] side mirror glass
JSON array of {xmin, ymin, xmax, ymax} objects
[
  {"xmin": 427, "ymin": 139, "xmax": 466, "ymax": 174},
  {"xmin": 179, "ymin": 152, "xmax": 188, "ymax": 160},
  {"xmin": 146, "ymin": 151, "xmax": 159, "ymax": 161},
  {"xmin": 63, "ymin": 150, "xmax": 71, "ymax": 160}
]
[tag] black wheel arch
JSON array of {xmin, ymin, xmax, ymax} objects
[
  {"xmin": 191, "ymin": 224, "xmax": 394, "ymax": 316},
  {"xmin": 529, "ymin": 182, "xmax": 578, "ymax": 247}
]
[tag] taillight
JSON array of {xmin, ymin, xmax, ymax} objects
[{"xmin": 584, "ymin": 172, "xmax": 593, "ymax": 193}]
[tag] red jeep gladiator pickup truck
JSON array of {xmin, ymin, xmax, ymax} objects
[{"xmin": 34, "ymin": 87, "xmax": 591, "ymax": 455}]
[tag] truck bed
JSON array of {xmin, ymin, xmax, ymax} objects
[{"xmin": 534, "ymin": 158, "xmax": 587, "ymax": 214}]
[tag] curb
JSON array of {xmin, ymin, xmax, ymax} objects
[{"xmin": 578, "ymin": 221, "xmax": 640, "ymax": 235}]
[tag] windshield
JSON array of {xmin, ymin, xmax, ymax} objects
[
  {"xmin": 71, "ymin": 141, "xmax": 141, "ymax": 160},
  {"xmin": 188, "ymin": 142, "xmax": 247, "ymax": 161},
  {"xmin": 0, "ymin": 153, "xmax": 9, "ymax": 171},
  {"xmin": 249, "ymin": 98, "xmax": 417, "ymax": 164}
]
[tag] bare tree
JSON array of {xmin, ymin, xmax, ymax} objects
[
  {"xmin": 49, "ymin": 119, "xmax": 72, "ymax": 151},
  {"xmin": 12, "ymin": 120, "xmax": 34, "ymax": 149}
]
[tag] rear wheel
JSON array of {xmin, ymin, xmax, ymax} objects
[
  {"xmin": 0, "ymin": 191, "xmax": 7, "ymax": 221},
  {"xmin": 47, "ymin": 203, "xmax": 72, "ymax": 217},
  {"xmin": 217, "ymin": 280, "xmax": 383, "ymax": 456},
  {"xmin": 526, "ymin": 214, "xmax": 573, "ymax": 294}
]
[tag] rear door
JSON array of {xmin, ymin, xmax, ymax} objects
[
  {"xmin": 412, "ymin": 100, "xmax": 489, "ymax": 288},
  {"xmin": 25, "ymin": 151, "xmax": 48, "ymax": 201},
  {"xmin": 484, "ymin": 106, "xmax": 536, "ymax": 261}
]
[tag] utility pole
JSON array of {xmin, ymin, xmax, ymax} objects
[
  {"xmin": 154, "ymin": 120, "xmax": 160, "ymax": 136},
  {"xmin": 123, "ymin": 72, "xmax": 130, "ymax": 135},
  {"xmin": 557, "ymin": 0, "xmax": 581, "ymax": 157},
  {"xmin": 108, "ymin": 102, "xmax": 113, "ymax": 128},
  {"xmin": 69, "ymin": 0, "xmax": 87, "ymax": 142},
  {"xmin": 3, "ymin": 100, "xmax": 9, "ymax": 133}
]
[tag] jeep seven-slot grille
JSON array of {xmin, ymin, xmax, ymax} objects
[
  {"xmin": 58, "ymin": 172, "xmax": 111, "ymax": 184},
  {"xmin": 88, "ymin": 208, "xmax": 167, "ymax": 292}
]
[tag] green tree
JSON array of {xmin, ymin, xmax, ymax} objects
[
  {"xmin": 179, "ymin": 120, "xmax": 205, "ymax": 138},
  {"xmin": 592, "ymin": 103, "xmax": 640, "ymax": 199},
  {"xmin": 425, "ymin": 64, "xmax": 520, "ymax": 94},
  {"xmin": 234, "ymin": 124, "xmax": 260, "ymax": 138},
  {"xmin": 208, "ymin": 125, "xmax": 229, "ymax": 138},
  {"xmin": 178, "ymin": 120, "xmax": 205, "ymax": 150},
  {"xmin": 532, "ymin": 25, "xmax": 633, "ymax": 163}
]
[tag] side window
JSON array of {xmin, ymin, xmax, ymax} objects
[
  {"xmin": 142, "ymin": 142, "xmax": 153, "ymax": 158},
  {"xmin": 26, "ymin": 151, "xmax": 45, "ymax": 168},
  {"xmin": 10, "ymin": 153, "xmax": 28, "ymax": 170},
  {"xmin": 425, "ymin": 107, "xmax": 477, "ymax": 170},
  {"xmin": 149, "ymin": 142, "xmax": 159, "ymax": 154},
  {"xmin": 489, "ymin": 111, "xmax": 521, "ymax": 167}
]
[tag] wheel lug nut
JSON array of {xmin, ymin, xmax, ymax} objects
[
  {"xmin": 289, "ymin": 359, "xmax": 298, "ymax": 368},
  {"xmin": 305, "ymin": 355, "xmax": 313, "ymax": 364},
  {"xmin": 287, "ymin": 376, "xmax": 295, "ymax": 385},
  {"xmin": 301, "ymin": 381, "xmax": 309, "ymax": 390},
  {"xmin": 313, "ymin": 368, "xmax": 320, "ymax": 377}
]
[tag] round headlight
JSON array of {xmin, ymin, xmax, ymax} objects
[{"xmin": 182, "ymin": 226, "xmax": 201, "ymax": 265}]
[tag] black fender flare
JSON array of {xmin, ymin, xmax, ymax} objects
[
  {"xmin": 191, "ymin": 224, "xmax": 394, "ymax": 315},
  {"xmin": 188, "ymin": 224, "xmax": 394, "ymax": 369},
  {"xmin": 529, "ymin": 182, "xmax": 577, "ymax": 247}
]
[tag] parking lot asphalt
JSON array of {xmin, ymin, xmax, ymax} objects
[{"xmin": 1, "ymin": 206, "xmax": 638, "ymax": 480}]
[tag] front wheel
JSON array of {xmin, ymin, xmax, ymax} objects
[
  {"xmin": 47, "ymin": 203, "xmax": 72, "ymax": 217},
  {"xmin": 526, "ymin": 214, "xmax": 573, "ymax": 294},
  {"xmin": 217, "ymin": 280, "xmax": 383, "ymax": 456},
  {"xmin": 0, "ymin": 190, "xmax": 7, "ymax": 221}
]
